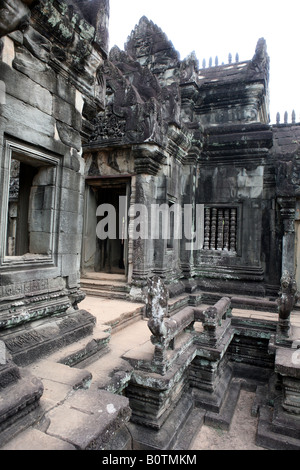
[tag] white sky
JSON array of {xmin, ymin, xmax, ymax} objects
[{"xmin": 109, "ymin": 0, "xmax": 300, "ymax": 124}]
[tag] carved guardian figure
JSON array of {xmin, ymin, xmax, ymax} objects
[{"xmin": 277, "ymin": 270, "xmax": 299, "ymax": 335}]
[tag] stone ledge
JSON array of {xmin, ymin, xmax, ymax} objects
[
  {"xmin": 45, "ymin": 389, "xmax": 131, "ymax": 450},
  {"xmin": 0, "ymin": 368, "xmax": 43, "ymax": 447}
]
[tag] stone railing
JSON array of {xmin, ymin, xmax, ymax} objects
[
  {"xmin": 194, "ymin": 297, "xmax": 232, "ymax": 346},
  {"xmin": 146, "ymin": 276, "xmax": 232, "ymax": 374}
]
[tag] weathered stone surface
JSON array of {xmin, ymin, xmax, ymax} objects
[
  {"xmin": 1, "ymin": 310, "xmax": 96, "ymax": 366},
  {"xmin": 46, "ymin": 389, "xmax": 131, "ymax": 450},
  {"xmin": 1, "ymin": 0, "xmax": 300, "ymax": 453},
  {"xmin": 0, "ymin": 0, "xmax": 33, "ymax": 38},
  {"xmin": 0, "ymin": 368, "xmax": 43, "ymax": 444},
  {"xmin": 2, "ymin": 427, "xmax": 76, "ymax": 450},
  {"xmin": 277, "ymin": 271, "xmax": 299, "ymax": 338}
]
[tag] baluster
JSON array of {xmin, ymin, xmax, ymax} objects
[
  {"xmin": 229, "ymin": 208, "xmax": 237, "ymax": 252},
  {"xmin": 204, "ymin": 208, "xmax": 211, "ymax": 250},
  {"xmin": 223, "ymin": 209, "xmax": 230, "ymax": 251},
  {"xmin": 210, "ymin": 208, "xmax": 217, "ymax": 250},
  {"xmin": 217, "ymin": 209, "xmax": 224, "ymax": 250}
]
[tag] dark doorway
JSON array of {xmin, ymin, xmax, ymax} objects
[
  {"xmin": 95, "ymin": 184, "xmax": 127, "ymax": 275},
  {"xmin": 82, "ymin": 176, "xmax": 131, "ymax": 278}
]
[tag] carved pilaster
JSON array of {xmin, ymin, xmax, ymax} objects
[{"xmin": 278, "ymin": 197, "xmax": 296, "ymax": 276}]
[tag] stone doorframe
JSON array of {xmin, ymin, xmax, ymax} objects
[{"xmin": 81, "ymin": 174, "xmax": 135, "ymax": 282}]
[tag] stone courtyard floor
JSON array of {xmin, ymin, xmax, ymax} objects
[{"xmin": 191, "ymin": 389, "xmax": 265, "ymax": 450}]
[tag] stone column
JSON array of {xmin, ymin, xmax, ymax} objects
[{"xmin": 278, "ymin": 197, "xmax": 296, "ymax": 276}]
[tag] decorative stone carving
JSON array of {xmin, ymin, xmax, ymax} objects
[
  {"xmin": 146, "ymin": 276, "xmax": 169, "ymax": 337},
  {"xmin": 277, "ymin": 270, "xmax": 299, "ymax": 336},
  {"xmin": 0, "ymin": 0, "xmax": 33, "ymax": 37}
]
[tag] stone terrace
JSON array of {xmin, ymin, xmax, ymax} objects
[{"xmin": 1, "ymin": 294, "xmax": 299, "ymax": 450}]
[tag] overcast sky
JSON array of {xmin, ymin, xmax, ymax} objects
[{"xmin": 109, "ymin": 0, "xmax": 300, "ymax": 124}]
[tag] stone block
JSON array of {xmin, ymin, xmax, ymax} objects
[
  {"xmin": 59, "ymin": 211, "xmax": 82, "ymax": 234},
  {"xmin": 0, "ymin": 361, "xmax": 21, "ymax": 390},
  {"xmin": 128, "ymin": 392, "xmax": 194, "ymax": 450},
  {"xmin": 1, "ymin": 36, "xmax": 14, "ymax": 68},
  {"xmin": 0, "ymin": 369, "xmax": 43, "ymax": 443},
  {"xmin": 0, "ymin": 62, "xmax": 52, "ymax": 115},
  {"xmin": 13, "ymin": 47, "xmax": 57, "ymax": 92},
  {"xmin": 46, "ymin": 389, "xmax": 131, "ymax": 450},
  {"xmin": 58, "ymin": 233, "xmax": 82, "ymax": 255},
  {"xmin": 0, "ymin": 341, "xmax": 6, "ymax": 365},
  {"xmin": 23, "ymin": 26, "xmax": 51, "ymax": 63},
  {"xmin": 29, "ymin": 231, "xmax": 52, "ymax": 255},
  {"xmin": 60, "ymin": 253, "xmax": 81, "ymax": 277},
  {"xmin": 53, "ymin": 95, "xmax": 82, "ymax": 131},
  {"xmin": 60, "ymin": 188, "xmax": 81, "ymax": 213},
  {"xmin": 55, "ymin": 74, "xmax": 76, "ymax": 106},
  {"xmin": 32, "ymin": 167, "xmax": 56, "ymax": 186},
  {"xmin": 275, "ymin": 347, "xmax": 300, "ymax": 379},
  {"xmin": 60, "ymin": 167, "xmax": 82, "ymax": 190},
  {"xmin": 56, "ymin": 121, "xmax": 82, "ymax": 151},
  {"xmin": 1, "ymin": 428, "xmax": 75, "ymax": 450},
  {"xmin": 28, "ymin": 209, "xmax": 53, "ymax": 233},
  {"xmin": 2, "ymin": 310, "xmax": 96, "ymax": 366},
  {"xmin": 30, "ymin": 185, "xmax": 56, "ymax": 211},
  {"xmin": 2, "ymin": 94, "xmax": 55, "ymax": 141}
]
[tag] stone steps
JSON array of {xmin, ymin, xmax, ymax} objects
[
  {"xmin": 0, "ymin": 301, "xmax": 145, "ymax": 450},
  {"xmin": 43, "ymin": 323, "xmax": 112, "ymax": 368},
  {"xmin": 81, "ymin": 277, "xmax": 131, "ymax": 301},
  {"xmin": 168, "ymin": 291, "xmax": 203, "ymax": 315}
]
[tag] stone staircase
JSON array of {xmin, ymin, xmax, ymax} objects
[
  {"xmin": 80, "ymin": 273, "xmax": 131, "ymax": 300},
  {"xmin": 0, "ymin": 297, "xmax": 146, "ymax": 450}
]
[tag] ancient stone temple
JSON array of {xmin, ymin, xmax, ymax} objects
[{"xmin": 0, "ymin": 0, "xmax": 300, "ymax": 451}]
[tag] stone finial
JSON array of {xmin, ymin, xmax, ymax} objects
[
  {"xmin": 292, "ymin": 110, "xmax": 296, "ymax": 124},
  {"xmin": 284, "ymin": 111, "xmax": 288, "ymax": 124},
  {"xmin": 276, "ymin": 112, "xmax": 280, "ymax": 124},
  {"xmin": 228, "ymin": 53, "xmax": 232, "ymax": 64},
  {"xmin": 202, "ymin": 58, "xmax": 206, "ymax": 69},
  {"xmin": 235, "ymin": 53, "xmax": 239, "ymax": 62},
  {"xmin": 250, "ymin": 38, "xmax": 269, "ymax": 80}
]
